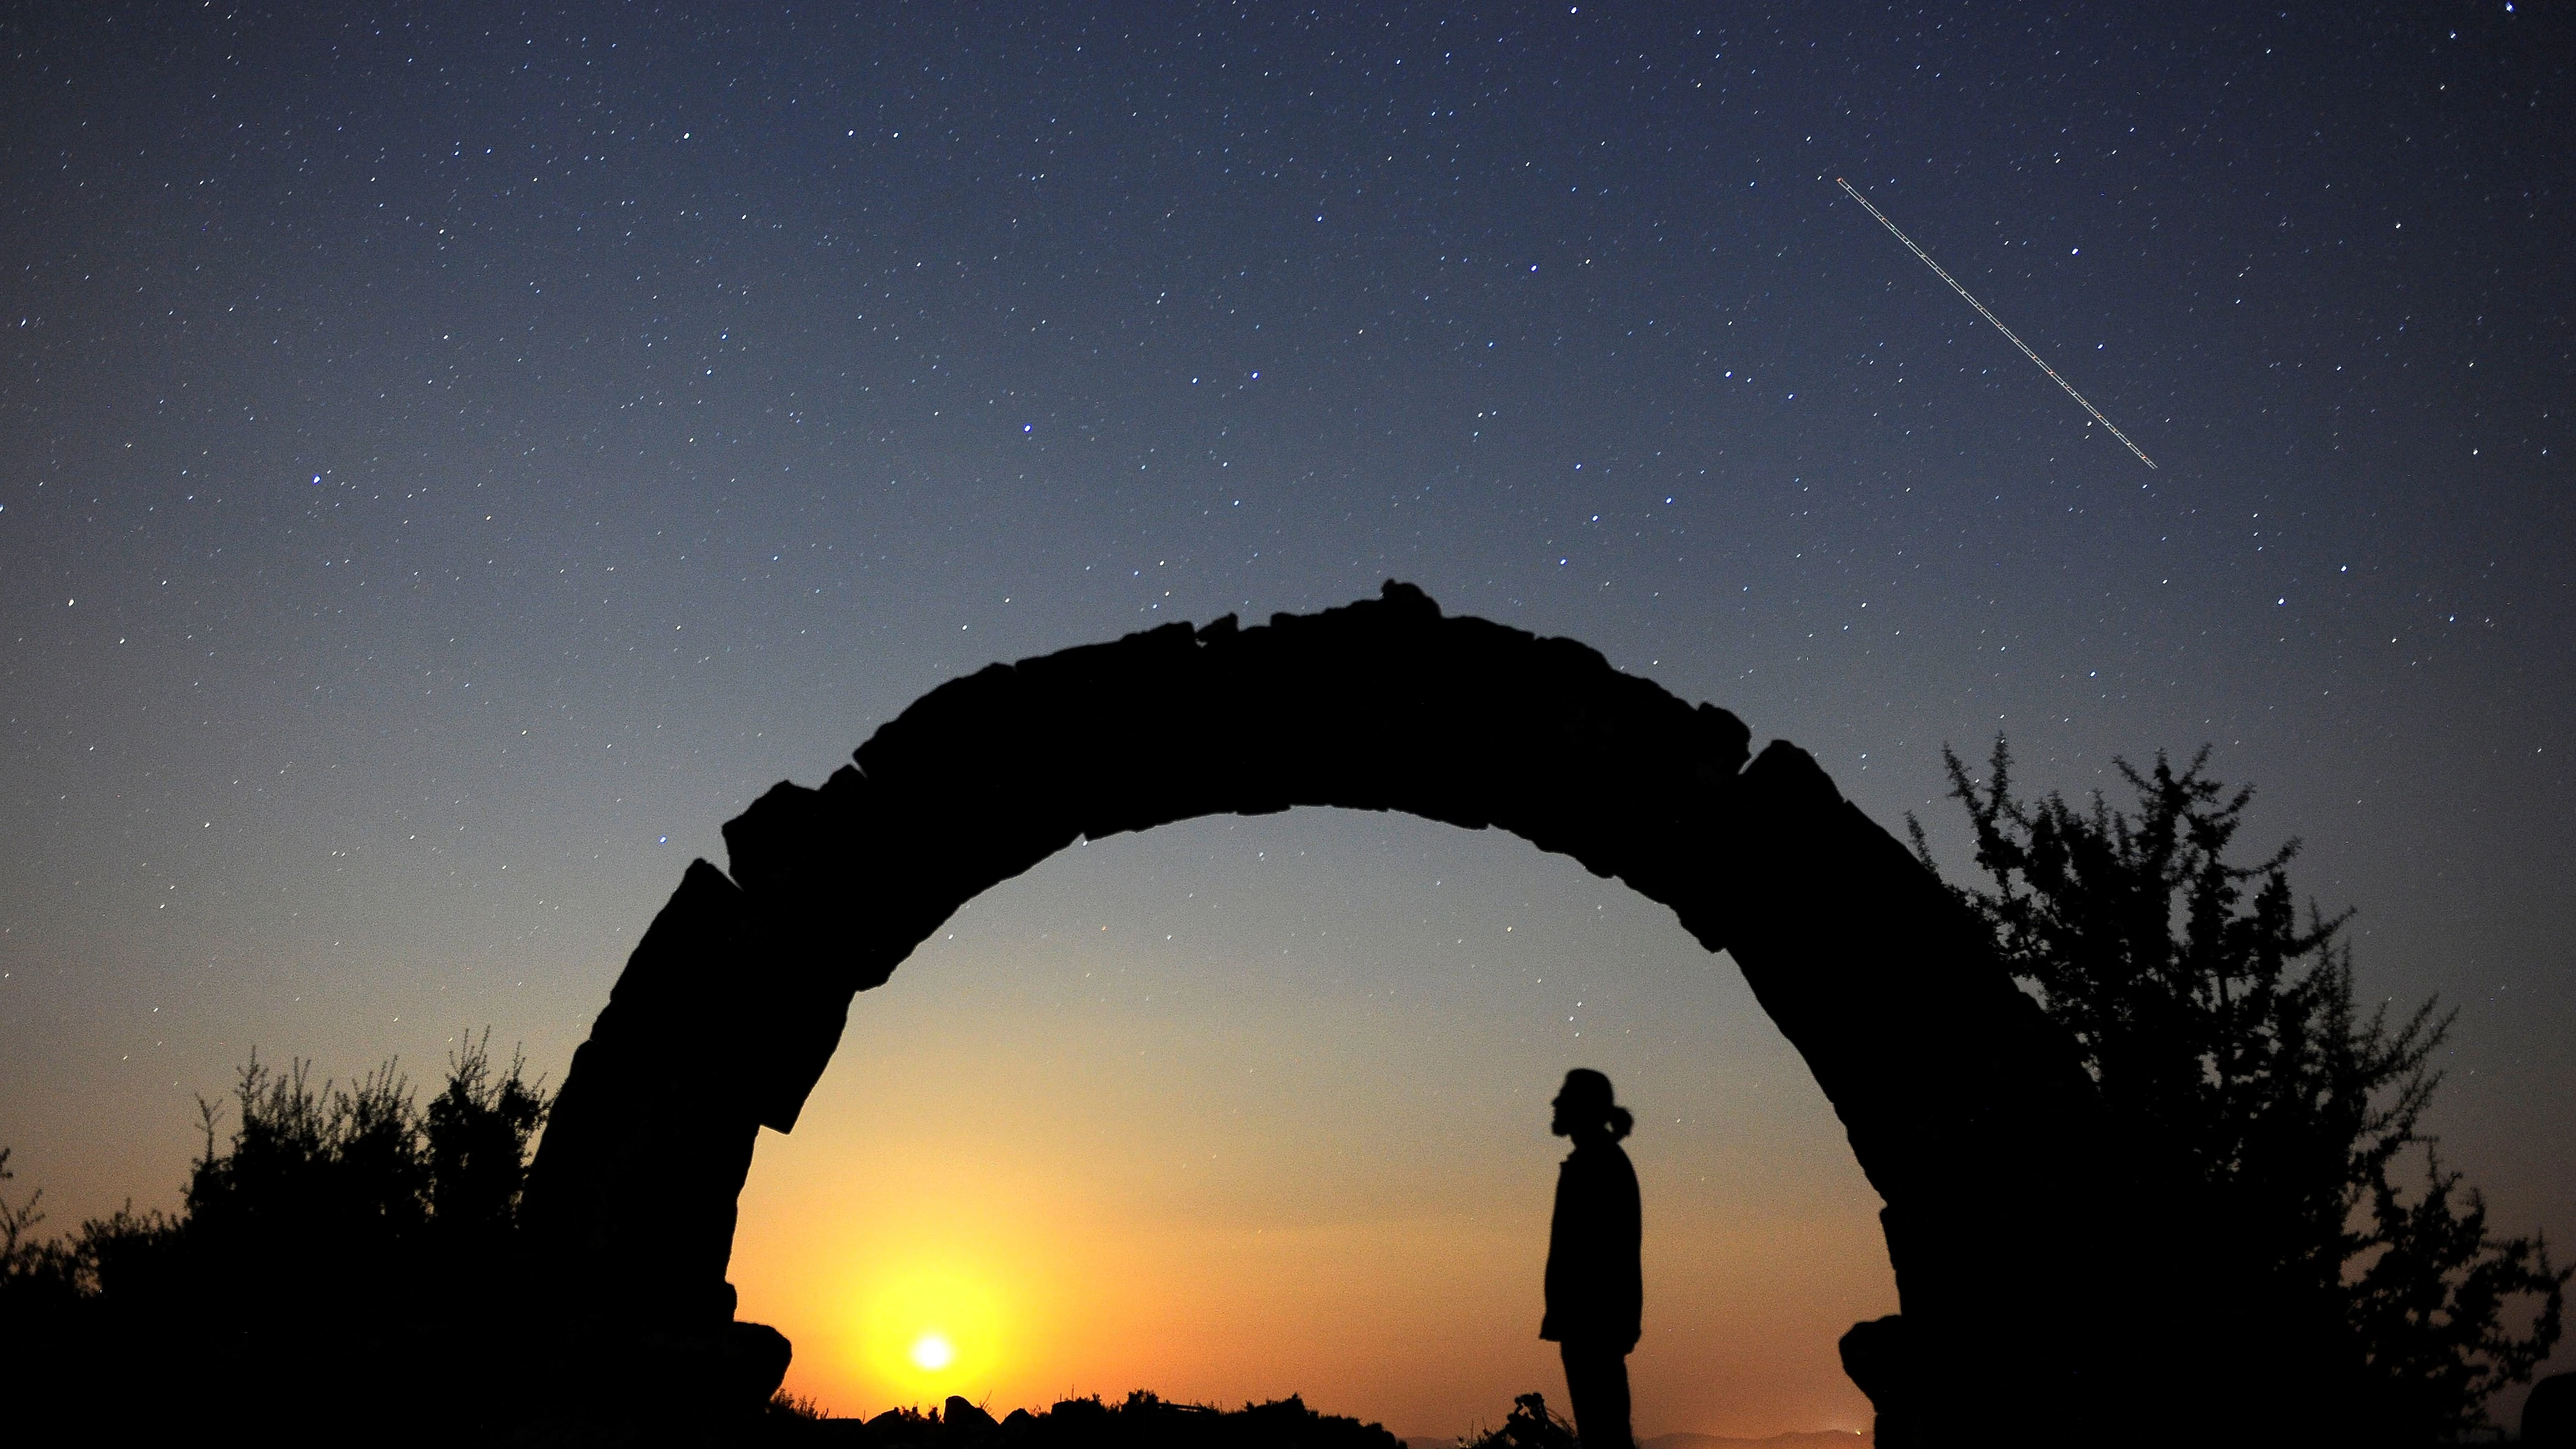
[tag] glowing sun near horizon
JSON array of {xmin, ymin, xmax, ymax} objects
[{"xmin": 852, "ymin": 1258, "xmax": 1013, "ymax": 1400}]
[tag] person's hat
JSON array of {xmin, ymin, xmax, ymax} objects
[{"xmin": 1554, "ymin": 1067, "xmax": 1617, "ymax": 1110}]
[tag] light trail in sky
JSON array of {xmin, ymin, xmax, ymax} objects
[{"xmin": 1835, "ymin": 177, "xmax": 2157, "ymax": 470}]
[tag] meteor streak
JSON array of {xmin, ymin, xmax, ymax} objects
[{"xmin": 1835, "ymin": 177, "xmax": 2156, "ymax": 470}]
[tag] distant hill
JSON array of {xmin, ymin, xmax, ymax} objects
[
  {"xmin": 1649, "ymin": 1423, "xmax": 1875, "ymax": 1433},
  {"xmin": 1406, "ymin": 1433, "xmax": 1867, "ymax": 1449}
]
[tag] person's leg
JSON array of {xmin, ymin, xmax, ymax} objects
[{"xmin": 1557, "ymin": 1342, "xmax": 1634, "ymax": 1449}]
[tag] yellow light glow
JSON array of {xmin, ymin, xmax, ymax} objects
[{"xmin": 855, "ymin": 1258, "xmax": 1010, "ymax": 1400}]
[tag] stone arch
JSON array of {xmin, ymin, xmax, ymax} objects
[{"xmin": 521, "ymin": 583, "xmax": 2158, "ymax": 1438}]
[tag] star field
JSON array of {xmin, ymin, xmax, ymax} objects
[{"xmin": 3, "ymin": 1, "xmax": 2570, "ymax": 1434}]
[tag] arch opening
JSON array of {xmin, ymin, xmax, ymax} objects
[{"xmin": 726, "ymin": 808, "xmax": 1899, "ymax": 1428}]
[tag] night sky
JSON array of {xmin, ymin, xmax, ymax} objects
[{"xmin": 4, "ymin": 1, "xmax": 2570, "ymax": 1436}]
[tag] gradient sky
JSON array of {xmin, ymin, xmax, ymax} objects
[{"xmin": 4, "ymin": 1, "xmax": 2570, "ymax": 1437}]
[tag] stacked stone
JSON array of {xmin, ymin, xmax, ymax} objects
[{"xmin": 520, "ymin": 580, "xmax": 2188, "ymax": 1444}]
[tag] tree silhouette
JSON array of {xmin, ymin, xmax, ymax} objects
[
  {"xmin": 1913, "ymin": 738, "xmax": 2565, "ymax": 1438},
  {"xmin": 425, "ymin": 1030, "xmax": 551, "ymax": 1240}
]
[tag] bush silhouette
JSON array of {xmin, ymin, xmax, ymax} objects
[
  {"xmin": 0, "ymin": 1031, "xmax": 551, "ymax": 1437},
  {"xmin": 837, "ymin": 1390, "xmax": 1406, "ymax": 1449}
]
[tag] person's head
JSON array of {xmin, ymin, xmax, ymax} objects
[{"xmin": 1549, "ymin": 1068, "xmax": 1634, "ymax": 1142}]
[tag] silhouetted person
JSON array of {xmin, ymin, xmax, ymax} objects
[
  {"xmin": 2530, "ymin": 1372, "xmax": 2576, "ymax": 1448},
  {"xmin": 1541, "ymin": 1068, "xmax": 1641, "ymax": 1449}
]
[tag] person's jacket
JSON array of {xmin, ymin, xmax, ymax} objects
[{"xmin": 1541, "ymin": 1137, "xmax": 1642, "ymax": 1350}]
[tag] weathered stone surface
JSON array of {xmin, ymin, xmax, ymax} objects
[
  {"xmin": 1837, "ymin": 1315, "xmax": 1919, "ymax": 1448},
  {"xmin": 521, "ymin": 580, "xmax": 2208, "ymax": 1443}
]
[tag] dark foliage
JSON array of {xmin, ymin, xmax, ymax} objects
[
  {"xmin": 1913, "ymin": 738, "xmax": 2567, "ymax": 1437},
  {"xmin": 0, "ymin": 1030, "xmax": 550, "ymax": 1437},
  {"xmin": 1458, "ymin": 1392, "xmax": 1578, "ymax": 1449},
  {"xmin": 2, "ymin": 1145, "xmax": 103, "ymax": 1310}
]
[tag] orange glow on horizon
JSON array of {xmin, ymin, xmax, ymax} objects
[
  {"xmin": 723, "ymin": 846, "xmax": 1898, "ymax": 1441},
  {"xmin": 728, "ymin": 1059, "xmax": 1892, "ymax": 1438}
]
